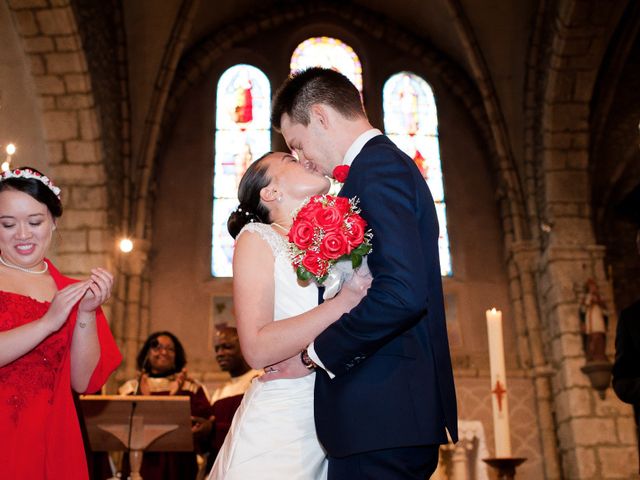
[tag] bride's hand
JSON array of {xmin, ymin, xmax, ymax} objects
[
  {"xmin": 259, "ymin": 355, "xmax": 312, "ymax": 382},
  {"xmin": 335, "ymin": 269, "xmax": 372, "ymax": 309}
]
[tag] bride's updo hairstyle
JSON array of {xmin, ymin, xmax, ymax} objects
[
  {"xmin": 227, "ymin": 152, "xmax": 274, "ymax": 239},
  {"xmin": 0, "ymin": 166, "xmax": 63, "ymax": 218}
]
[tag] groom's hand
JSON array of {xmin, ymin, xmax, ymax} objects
[{"xmin": 259, "ymin": 354, "xmax": 312, "ymax": 382}]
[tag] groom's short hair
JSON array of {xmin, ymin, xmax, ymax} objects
[{"xmin": 271, "ymin": 67, "xmax": 366, "ymax": 130}]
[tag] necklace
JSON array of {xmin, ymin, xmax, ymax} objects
[
  {"xmin": 271, "ymin": 222, "xmax": 290, "ymax": 234},
  {"xmin": 0, "ymin": 256, "xmax": 48, "ymax": 274}
]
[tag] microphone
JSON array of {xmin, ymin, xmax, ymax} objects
[
  {"xmin": 133, "ymin": 350, "xmax": 151, "ymax": 396},
  {"xmin": 128, "ymin": 349, "xmax": 150, "ymax": 451}
]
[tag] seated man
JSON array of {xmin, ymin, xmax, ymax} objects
[
  {"xmin": 120, "ymin": 331, "xmax": 212, "ymax": 480},
  {"xmin": 192, "ymin": 327, "xmax": 260, "ymax": 474}
]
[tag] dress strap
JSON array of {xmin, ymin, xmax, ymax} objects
[{"xmin": 238, "ymin": 223, "xmax": 288, "ymax": 258}]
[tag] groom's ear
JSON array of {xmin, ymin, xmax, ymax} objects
[{"xmin": 310, "ymin": 104, "xmax": 330, "ymax": 130}]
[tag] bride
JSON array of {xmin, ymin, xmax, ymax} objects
[{"xmin": 208, "ymin": 152, "xmax": 369, "ymax": 479}]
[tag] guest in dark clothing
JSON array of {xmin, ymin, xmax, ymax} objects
[
  {"xmin": 119, "ymin": 331, "xmax": 212, "ymax": 480},
  {"xmin": 613, "ymin": 299, "xmax": 640, "ymax": 416},
  {"xmin": 612, "ymin": 183, "xmax": 640, "ymax": 472}
]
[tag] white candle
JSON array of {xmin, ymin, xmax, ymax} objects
[
  {"xmin": 2, "ymin": 143, "xmax": 15, "ymax": 172},
  {"xmin": 486, "ymin": 308, "xmax": 512, "ymax": 457}
]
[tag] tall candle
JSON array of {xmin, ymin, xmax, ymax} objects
[
  {"xmin": 486, "ymin": 308, "xmax": 512, "ymax": 457},
  {"xmin": 2, "ymin": 143, "xmax": 15, "ymax": 172}
]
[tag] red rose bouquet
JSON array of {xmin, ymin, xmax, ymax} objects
[{"xmin": 288, "ymin": 194, "xmax": 372, "ymax": 298}]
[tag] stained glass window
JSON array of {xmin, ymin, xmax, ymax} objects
[
  {"xmin": 383, "ymin": 72, "xmax": 452, "ymax": 276},
  {"xmin": 212, "ymin": 64, "xmax": 271, "ymax": 276},
  {"xmin": 290, "ymin": 37, "xmax": 363, "ymax": 92}
]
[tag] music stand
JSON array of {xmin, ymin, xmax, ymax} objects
[{"xmin": 79, "ymin": 395, "xmax": 193, "ymax": 480}]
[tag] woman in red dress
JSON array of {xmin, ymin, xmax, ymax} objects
[{"xmin": 0, "ymin": 166, "xmax": 122, "ymax": 479}]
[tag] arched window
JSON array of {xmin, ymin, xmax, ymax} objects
[
  {"xmin": 383, "ymin": 72, "xmax": 452, "ymax": 275},
  {"xmin": 290, "ymin": 36, "xmax": 363, "ymax": 92},
  {"xmin": 211, "ymin": 64, "xmax": 271, "ymax": 276}
]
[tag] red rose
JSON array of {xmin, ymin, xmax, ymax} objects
[
  {"xmin": 301, "ymin": 252, "xmax": 325, "ymax": 276},
  {"xmin": 333, "ymin": 196, "xmax": 350, "ymax": 214},
  {"xmin": 332, "ymin": 165, "xmax": 350, "ymax": 183},
  {"xmin": 345, "ymin": 215, "xmax": 366, "ymax": 248},
  {"xmin": 319, "ymin": 231, "xmax": 349, "ymax": 259},
  {"xmin": 314, "ymin": 206, "xmax": 343, "ymax": 231},
  {"xmin": 289, "ymin": 219, "xmax": 315, "ymax": 249},
  {"xmin": 296, "ymin": 197, "xmax": 324, "ymax": 221},
  {"xmin": 298, "ymin": 205, "xmax": 322, "ymax": 221}
]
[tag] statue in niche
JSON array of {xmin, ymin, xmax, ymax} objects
[{"xmin": 580, "ymin": 278, "xmax": 610, "ymax": 362}]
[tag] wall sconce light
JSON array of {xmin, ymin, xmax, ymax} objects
[{"xmin": 119, "ymin": 238, "xmax": 134, "ymax": 253}]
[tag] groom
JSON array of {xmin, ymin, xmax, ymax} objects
[{"xmin": 270, "ymin": 67, "xmax": 458, "ymax": 479}]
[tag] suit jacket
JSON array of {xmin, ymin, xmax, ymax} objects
[
  {"xmin": 313, "ymin": 135, "xmax": 458, "ymax": 457},
  {"xmin": 613, "ymin": 299, "xmax": 640, "ymax": 428}
]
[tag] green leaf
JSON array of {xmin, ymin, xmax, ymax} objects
[
  {"xmin": 351, "ymin": 254, "xmax": 362, "ymax": 269},
  {"xmin": 296, "ymin": 266, "xmax": 312, "ymax": 281},
  {"xmin": 352, "ymin": 243, "xmax": 371, "ymax": 256}
]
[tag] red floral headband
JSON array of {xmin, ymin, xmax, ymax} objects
[{"xmin": 0, "ymin": 168, "xmax": 61, "ymax": 198}]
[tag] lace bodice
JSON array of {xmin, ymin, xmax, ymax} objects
[
  {"xmin": 237, "ymin": 222, "xmax": 318, "ymax": 321},
  {"xmin": 238, "ymin": 222, "xmax": 289, "ymax": 259}
]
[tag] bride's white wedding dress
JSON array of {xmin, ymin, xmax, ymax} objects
[{"xmin": 208, "ymin": 223, "xmax": 328, "ymax": 480}]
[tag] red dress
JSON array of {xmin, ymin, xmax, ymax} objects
[{"xmin": 0, "ymin": 260, "xmax": 122, "ymax": 479}]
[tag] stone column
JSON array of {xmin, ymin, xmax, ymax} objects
[
  {"xmin": 509, "ymin": 243, "xmax": 562, "ymax": 480},
  {"xmin": 112, "ymin": 239, "xmax": 151, "ymax": 381},
  {"xmin": 536, "ymin": 211, "xmax": 636, "ymax": 479},
  {"xmin": 537, "ymin": 1, "xmax": 636, "ymax": 474}
]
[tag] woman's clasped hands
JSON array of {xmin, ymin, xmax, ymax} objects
[
  {"xmin": 40, "ymin": 268, "xmax": 114, "ymax": 334},
  {"xmin": 78, "ymin": 268, "xmax": 114, "ymax": 313}
]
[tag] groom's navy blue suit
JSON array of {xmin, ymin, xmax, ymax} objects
[{"xmin": 313, "ymin": 135, "xmax": 458, "ymax": 475}]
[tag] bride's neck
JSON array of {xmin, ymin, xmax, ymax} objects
[{"xmin": 269, "ymin": 210, "xmax": 292, "ymax": 230}]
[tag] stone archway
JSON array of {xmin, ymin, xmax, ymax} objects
[
  {"xmin": 153, "ymin": 0, "xmax": 529, "ymax": 249},
  {"xmin": 119, "ymin": 0, "xmax": 532, "ymax": 380}
]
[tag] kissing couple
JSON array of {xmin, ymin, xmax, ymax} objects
[{"xmin": 208, "ymin": 67, "xmax": 458, "ymax": 480}]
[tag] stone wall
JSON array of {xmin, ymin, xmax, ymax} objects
[{"xmin": 8, "ymin": 0, "xmax": 112, "ymax": 282}]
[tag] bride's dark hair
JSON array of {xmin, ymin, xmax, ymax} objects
[{"xmin": 227, "ymin": 152, "xmax": 274, "ymax": 239}]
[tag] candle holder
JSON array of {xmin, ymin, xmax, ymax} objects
[{"xmin": 483, "ymin": 457, "xmax": 527, "ymax": 480}]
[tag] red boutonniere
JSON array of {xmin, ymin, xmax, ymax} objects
[{"xmin": 332, "ymin": 165, "xmax": 350, "ymax": 183}]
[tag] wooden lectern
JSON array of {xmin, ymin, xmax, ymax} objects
[{"xmin": 79, "ymin": 395, "xmax": 193, "ymax": 480}]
